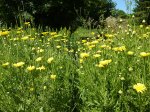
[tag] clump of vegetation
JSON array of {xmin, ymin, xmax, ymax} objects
[
  {"xmin": 134, "ymin": 0, "xmax": 150, "ymax": 25},
  {"xmin": 0, "ymin": 19, "xmax": 150, "ymax": 111},
  {"xmin": 0, "ymin": 0, "xmax": 150, "ymax": 111}
]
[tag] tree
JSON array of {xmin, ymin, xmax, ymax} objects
[
  {"xmin": 0, "ymin": 0, "xmax": 115, "ymax": 29},
  {"xmin": 111, "ymin": 9, "xmax": 128, "ymax": 18},
  {"xmin": 134, "ymin": 0, "xmax": 150, "ymax": 24}
]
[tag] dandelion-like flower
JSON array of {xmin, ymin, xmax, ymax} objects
[
  {"xmin": 93, "ymin": 54, "xmax": 101, "ymax": 58},
  {"xmin": 100, "ymin": 59, "xmax": 112, "ymax": 66},
  {"xmin": 105, "ymin": 34, "xmax": 114, "ymax": 38},
  {"xmin": 35, "ymin": 57, "xmax": 43, "ymax": 62},
  {"xmin": 27, "ymin": 66, "xmax": 35, "ymax": 71},
  {"xmin": 133, "ymin": 83, "xmax": 146, "ymax": 93},
  {"xmin": 127, "ymin": 51, "xmax": 134, "ymax": 55},
  {"xmin": 37, "ymin": 49, "xmax": 44, "ymax": 53},
  {"xmin": 79, "ymin": 59, "xmax": 83, "ymax": 63},
  {"xmin": 24, "ymin": 22, "xmax": 30, "ymax": 26},
  {"xmin": 36, "ymin": 65, "xmax": 46, "ymax": 71},
  {"xmin": 47, "ymin": 57, "xmax": 54, "ymax": 64},
  {"xmin": 21, "ymin": 36, "xmax": 29, "ymax": 40},
  {"xmin": 2, "ymin": 62, "xmax": 9, "ymax": 67},
  {"xmin": 50, "ymin": 74, "xmax": 56, "ymax": 80},
  {"xmin": 96, "ymin": 59, "xmax": 112, "ymax": 68},
  {"xmin": 42, "ymin": 32, "xmax": 49, "ymax": 35},
  {"xmin": 0, "ymin": 31, "xmax": 9, "ymax": 36},
  {"xmin": 56, "ymin": 45, "xmax": 61, "ymax": 49},
  {"xmin": 13, "ymin": 62, "xmax": 25, "ymax": 68},
  {"xmin": 80, "ymin": 52, "xmax": 89, "ymax": 59},
  {"xmin": 112, "ymin": 46, "xmax": 126, "ymax": 52},
  {"xmin": 50, "ymin": 32, "xmax": 57, "ymax": 36},
  {"xmin": 140, "ymin": 52, "xmax": 150, "ymax": 57}
]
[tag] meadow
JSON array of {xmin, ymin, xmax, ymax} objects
[{"xmin": 0, "ymin": 20, "xmax": 150, "ymax": 112}]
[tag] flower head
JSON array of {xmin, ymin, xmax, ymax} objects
[
  {"xmin": 2, "ymin": 62, "xmax": 9, "ymax": 67},
  {"xmin": 127, "ymin": 51, "xmax": 134, "ymax": 55},
  {"xmin": 27, "ymin": 66, "xmax": 35, "ymax": 71},
  {"xmin": 50, "ymin": 74, "xmax": 56, "ymax": 80},
  {"xmin": 0, "ymin": 31, "xmax": 9, "ymax": 36},
  {"xmin": 21, "ymin": 36, "xmax": 29, "ymax": 40},
  {"xmin": 96, "ymin": 59, "xmax": 112, "ymax": 68},
  {"xmin": 13, "ymin": 62, "xmax": 25, "ymax": 68},
  {"xmin": 140, "ymin": 52, "xmax": 150, "ymax": 57},
  {"xmin": 47, "ymin": 57, "xmax": 54, "ymax": 63},
  {"xmin": 80, "ymin": 52, "xmax": 89, "ymax": 59},
  {"xmin": 36, "ymin": 65, "xmax": 46, "ymax": 71},
  {"xmin": 35, "ymin": 57, "xmax": 43, "ymax": 62},
  {"xmin": 133, "ymin": 83, "xmax": 146, "ymax": 93},
  {"xmin": 112, "ymin": 46, "xmax": 126, "ymax": 52},
  {"xmin": 93, "ymin": 54, "xmax": 101, "ymax": 58}
]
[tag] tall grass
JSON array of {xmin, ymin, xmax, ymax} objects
[{"xmin": 0, "ymin": 21, "xmax": 150, "ymax": 111}]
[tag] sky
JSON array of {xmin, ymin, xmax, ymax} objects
[{"xmin": 112, "ymin": 0, "xmax": 136, "ymax": 13}]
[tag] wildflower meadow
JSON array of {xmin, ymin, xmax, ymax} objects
[{"xmin": 0, "ymin": 19, "xmax": 150, "ymax": 112}]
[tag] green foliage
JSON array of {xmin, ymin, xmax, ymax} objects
[
  {"xmin": 134, "ymin": 0, "xmax": 150, "ymax": 24},
  {"xmin": 0, "ymin": 21, "xmax": 150, "ymax": 111},
  {"xmin": 111, "ymin": 9, "xmax": 128, "ymax": 18},
  {"xmin": 0, "ymin": 0, "xmax": 115, "ymax": 29}
]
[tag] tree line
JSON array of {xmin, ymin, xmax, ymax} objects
[{"xmin": 0, "ymin": 0, "xmax": 149, "ymax": 29}]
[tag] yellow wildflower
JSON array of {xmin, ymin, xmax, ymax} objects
[
  {"xmin": 2, "ymin": 62, "xmax": 9, "ymax": 67},
  {"xmin": 56, "ymin": 45, "xmax": 61, "ymax": 49},
  {"xmin": 140, "ymin": 52, "xmax": 150, "ymax": 57},
  {"xmin": 35, "ymin": 57, "xmax": 43, "ymax": 62},
  {"xmin": 69, "ymin": 49, "xmax": 74, "ymax": 53},
  {"xmin": 13, "ymin": 62, "xmax": 25, "ymax": 68},
  {"xmin": 91, "ymin": 40, "xmax": 99, "ymax": 44},
  {"xmin": 129, "ymin": 67, "xmax": 133, "ymax": 72},
  {"xmin": 91, "ymin": 32, "xmax": 95, "ymax": 35},
  {"xmin": 79, "ymin": 59, "xmax": 83, "ymax": 63},
  {"xmin": 64, "ymin": 48, "xmax": 69, "ymax": 51},
  {"xmin": 50, "ymin": 74, "xmax": 56, "ymax": 80},
  {"xmin": 100, "ymin": 45, "xmax": 111, "ymax": 49},
  {"xmin": 50, "ymin": 32, "xmax": 57, "ymax": 36},
  {"xmin": 80, "ymin": 52, "xmax": 89, "ymax": 59},
  {"xmin": 146, "ymin": 26, "xmax": 149, "ymax": 30},
  {"xmin": 37, "ymin": 49, "xmax": 44, "ymax": 53},
  {"xmin": 42, "ymin": 32, "xmax": 49, "ymax": 35},
  {"xmin": 43, "ymin": 86, "xmax": 47, "ymax": 90},
  {"xmin": 0, "ymin": 31, "xmax": 9, "ymax": 36},
  {"xmin": 140, "ymin": 25, "xmax": 143, "ymax": 28},
  {"xmin": 93, "ymin": 54, "xmax": 101, "ymax": 58},
  {"xmin": 104, "ymin": 34, "xmax": 114, "ymax": 38},
  {"xmin": 112, "ymin": 46, "xmax": 126, "ymax": 52},
  {"xmin": 47, "ymin": 57, "xmax": 54, "ymax": 63},
  {"xmin": 127, "ymin": 51, "xmax": 134, "ymax": 55},
  {"xmin": 100, "ymin": 59, "xmax": 112, "ymax": 66},
  {"xmin": 24, "ymin": 22, "xmax": 30, "ymax": 25},
  {"xmin": 36, "ymin": 66, "xmax": 46, "ymax": 71},
  {"xmin": 29, "ymin": 87, "xmax": 34, "ymax": 92},
  {"xmin": 27, "ymin": 66, "xmax": 35, "ymax": 71},
  {"xmin": 96, "ymin": 64, "xmax": 104, "ymax": 68},
  {"xmin": 82, "ymin": 40, "xmax": 87, "ymax": 43},
  {"xmin": 21, "ymin": 36, "xmax": 29, "ymax": 40},
  {"xmin": 96, "ymin": 59, "xmax": 112, "ymax": 68},
  {"xmin": 133, "ymin": 83, "xmax": 146, "ymax": 93},
  {"xmin": 88, "ymin": 45, "xmax": 95, "ymax": 49},
  {"xmin": 17, "ymin": 31, "xmax": 22, "ymax": 34}
]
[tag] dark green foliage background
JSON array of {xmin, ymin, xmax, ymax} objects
[
  {"xmin": 0, "ymin": 0, "xmax": 115, "ymax": 29},
  {"xmin": 134, "ymin": 0, "xmax": 150, "ymax": 25}
]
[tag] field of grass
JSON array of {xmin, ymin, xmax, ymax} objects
[{"xmin": 0, "ymin": 22, "xmax": 150, "ymax": 112}]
